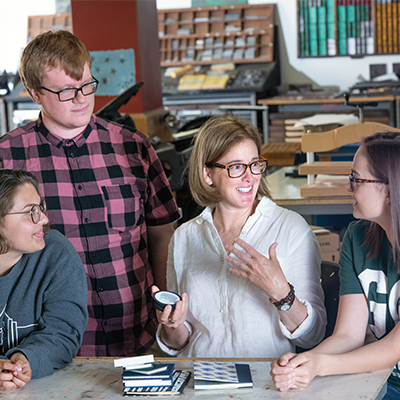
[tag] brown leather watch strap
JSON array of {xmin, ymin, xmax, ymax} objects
[{"xmin": 269, "ymin": 283, "xmax": 295, "ymax": 309}]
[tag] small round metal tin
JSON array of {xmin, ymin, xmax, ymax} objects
[{"xmin": 152, "ymin": 290, "xmax": 182, "ymax": 312}]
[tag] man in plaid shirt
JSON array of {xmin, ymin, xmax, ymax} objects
[{"xmin": 0, "ymin": 30, "xmax": 180, "ymax": 356}]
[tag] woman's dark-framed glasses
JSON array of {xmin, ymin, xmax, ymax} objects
[
  {"xmin": 206, "ymin": 156, "xmax": 268, "ymax": 178},
  {"xmin": 348, "ymin": 174, "xmax": 387, "ymax": 191},
  {"xmin": 7, "ymin": 201, "xmax": 47, "ymax": 224},
  {"xmin": 41, "ymin": 77, "xmax": 99, "ymax": 102}
]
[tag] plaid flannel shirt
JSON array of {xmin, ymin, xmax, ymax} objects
[{"xmin": 0, "ymin": 115, "xmax": 180, "ymax": 356}]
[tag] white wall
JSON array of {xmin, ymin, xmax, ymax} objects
[
  {"xmin": 156, "ymin": 0, "xmax": 400, "ymax": 91},
  {"xmin": 0, "ymin": 0, "xmax": 56, "ymax": 74}
]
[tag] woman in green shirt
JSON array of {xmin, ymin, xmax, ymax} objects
[{"xmin": 270, "ymin": 131, "xmax": 400, "ymax": 399}]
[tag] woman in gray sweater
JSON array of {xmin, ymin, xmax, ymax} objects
[{"xmin": 0, "ymin": 169, "xmax": 88, "ymax": 390}]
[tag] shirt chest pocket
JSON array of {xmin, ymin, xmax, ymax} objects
[{"xmin": 101, "ymin": 184, "xmax": 144, "ymax": 232}]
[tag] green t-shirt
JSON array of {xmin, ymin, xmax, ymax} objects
[{"xmin": 339, "ymin": 220, "xmax": 400, "ymax": 390}]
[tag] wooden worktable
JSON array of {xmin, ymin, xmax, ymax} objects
[
  {"xmin": 0, "ymin": 357, "xmax": 391, "ymax": 399},
  {"xmin": 267, "ymin": 166, "xmax": 354, "ymax": 215},
  {"xmin": 258, "ymin": 93, "xmax": 395, "ymax": 105}
]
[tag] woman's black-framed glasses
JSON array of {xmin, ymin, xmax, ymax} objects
[
  {"xmin": 41, "ymin": 77, "xmax": 99, "ymax": 102},
  {"xmin": 348, "ymin": 174, "xmax": 387, "ymax": 192},
  {"xmin": 206, "ymin": 156, "xmax": 268, "ymax": 178},
  {"xmin": 7, "ymin": 201, "xmax": 47, "ymax": 224}
]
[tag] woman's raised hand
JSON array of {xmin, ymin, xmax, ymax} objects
[{"xmin": 226, "ymin": 238, "xmax": 290, "ymax": 301}]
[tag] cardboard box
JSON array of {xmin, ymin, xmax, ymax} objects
[{"xmin": 310, "ymin": 225, "xmax": 340, "ymax": 263}]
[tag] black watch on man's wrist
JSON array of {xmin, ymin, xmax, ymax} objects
[{"xmin": 269, "ymin": 283, "xmax": 295, "ymax": 311}]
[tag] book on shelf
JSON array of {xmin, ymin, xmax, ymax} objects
[
  {"xmin": 355, "ymin": 0, "xmax": 361, "ymax": 54},
  {"xmin": 317, "ymin": 0, "xmax": 327, "ymax": 56},
  {"xmin": 193, "ymin": 362, "xmax": 253, "ymax": 390},
  {"xmin": 308, "ymin": 0, "xmax": 319, "ymax": 56},
  {"xmin": 387, "ymin": 0, "xmax": 393, "ymax": 53},
  {"xmin": 327, "ymin": 0, "xmax": 336, "ymax": 55},
  {"xmin": 303, "ymin": 0, "xmax": 311, "ymax": 56},
  {"xmin": 393, "ymin": 0, "xmax": 399, "ymax": 53},
  {"xmin": 376, "ymin": 0, "xmax": 383, "ymax": 53},
  {"xmin": 123, "ymin": 370, "xmax": 191, "ymax": 397},
  {"xmin": 367, "ymin": 0, "xmax": 375, "ymax": 54},
  {"xmin": 337, "ymin": 0, "xmax": 347, "ymax": 55},
  {"xmin": 360, "ymin": 0, "xmax": 367, "ymax": 54},
  {"xmin": 382, "ymin": 0, "xmax": 388, "ymax": 53},
  {"xmin": 360, "ymin": 0, "xmax": 366, "ymax": 53},
  {"xmin": 299, "ymin": 0, "xmax": 307, "ymax": 56},
  {"xmin": 347, "ymin": 0, "xmax": 356, "ymax": 55}
]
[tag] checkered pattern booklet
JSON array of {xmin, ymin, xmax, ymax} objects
[
  {"xmin": 123, "ymin": 370, "xmax": 191, "ymax": 396},
  {"xmin": 193, "ymin": 362, "xmax": 253, "ymax": 390}
]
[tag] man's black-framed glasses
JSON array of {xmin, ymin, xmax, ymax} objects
[
  {"xmin": 206, "ymin": 156, "xmax": 268, "ymax": 178},
  {"xmin": 348, "ymin": 174, "xmax": 387, "ymax": 192},
  {"xmin": 41, "ymin": 76, "xmax": 99, "ymax": 102},
  {"xmin": 7, "ymin": 201, "xmax": 47, "ymax": 224}
]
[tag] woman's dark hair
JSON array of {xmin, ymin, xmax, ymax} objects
[
  {"xmin": 0, "ymin": 169, "xmax": 41, "ymax": 254},
  {"xmin": 361, "ymin": 131, "xmax": 400, "ymax": 271}
]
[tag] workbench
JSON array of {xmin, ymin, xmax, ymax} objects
[{"xmin": 0, "ymin": 357, "xmax": 391, "ymax": 399}]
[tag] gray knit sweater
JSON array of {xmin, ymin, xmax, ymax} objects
[{"xmin": 0, "ymin": 229, "xmax": 88, "ymax": 378}]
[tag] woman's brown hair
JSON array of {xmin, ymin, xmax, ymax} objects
[
  {"xmin": 361, "ymin": 131, "xmax": 400, "ymax": 271},
  {"xmin": 188, "ymin": 115, "xmax": 271, "ymax": 208}
]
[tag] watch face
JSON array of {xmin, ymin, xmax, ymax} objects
[{"xmin": 278, "ymin": 303, "xmax": 292, "ymax": 311}]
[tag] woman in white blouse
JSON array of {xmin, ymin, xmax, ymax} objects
[{"xmin": 152, "ymin": 115, "xmax": 326, "ymax": 357}]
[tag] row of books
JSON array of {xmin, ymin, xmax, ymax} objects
[
  {"xmin": 298, "ymin": 0, "xmax": 377, "ymax": 57},
  {"xmin": 376, "ymin": 0, "xmax": 400, "ymax": 54},
  {"xmin": 114, "ymin": 355, "xmax": 253, "ymax": 396}
]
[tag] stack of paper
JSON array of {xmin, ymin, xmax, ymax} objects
[
  {"xmin": 177, "ymin": 74, "xmax": 206, "ymax": 90},
  {"xmin": 193, "ymin": 362, "xmax": 253, "ymax": 391},
  {"xmin": 114, "ymin": 355, "xmax": 191, "ymax": 397},
  {"xmin": 284, "ymin": 119, "xmax": 304, "ymax": 143}
]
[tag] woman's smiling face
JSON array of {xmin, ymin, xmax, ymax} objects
[
  {"xmin": 204, "ymin": 139, "xmax": 262, "ymax": 212},
  {"xmin": 1, "ymin": 182, "xmax": 49, "ymax": 262},
  {"xmin": 346, "ymin": 146, "xmax": 391, "ymax": 225}
]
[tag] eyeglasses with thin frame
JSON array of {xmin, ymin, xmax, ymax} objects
[
  {"xmin": 206, "ymin": 156, "xmax": 268, "ymax": 178},
  {"xmin": 7, "ymin": 201, "xmax": 47, "ymax": 224},
  {"xmin": 348, "ymin": 174, "xmax": 387, "ymax": 192},
  {"xmin": 41, "ymin": 77, "xmax": 99, "ymax": 102}
]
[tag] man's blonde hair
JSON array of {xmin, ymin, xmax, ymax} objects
[{"xmin": 20, "ymin": 30, "xmax": 92, "ymax": 97}]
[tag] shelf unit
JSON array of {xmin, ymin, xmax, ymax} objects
[
  {"xmin": 297, "ymin": 0, "xmax": 400, "ymax": 58},
  {"xmin": 27, "ymin": 13, "xmax": 72, "ymax": 42},
  {"xmin": 158, "ymin": 4, "xmax": 275, "ymax": 67}
]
